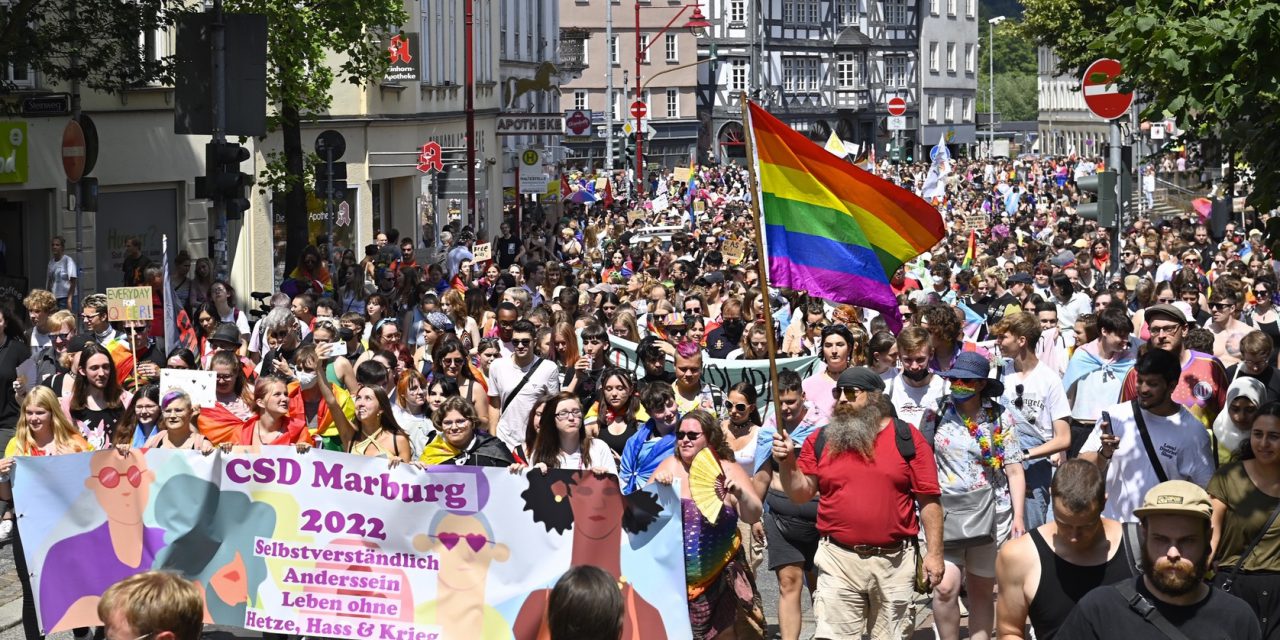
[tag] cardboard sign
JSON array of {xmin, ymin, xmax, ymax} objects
[
  {"xmin": 472, "ymin": 241, "xmax": 492, "ymax": 262},
  {"xmin": 628, "ymin": 209, "xmax": 648, "ymax": 223},
  {"xmin": 693, "ymin": 200, "xmax": 706, "ymax": 214},
  {"xmin": 673, "ymin": 167, "xmax": 691, "ymax": 183},
  {"xmin": 962, "ymin": 212, "xmax": 988, "ymax": 231},
  {"xmin": 159, "ymin": 369, "xmax": 217, "ymax": 408},
  {"xmin": 595, "ymin": 177, "xmax": 609, "ymax": 192},
  {"xmin": 105, "ymin": 287, "xmax": 154, "ymax": 321},
  {"xmin": 721, "ymin": 239, "xmax": 747, "ymax": 265}
]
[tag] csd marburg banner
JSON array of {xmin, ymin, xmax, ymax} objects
[
  {"xmin": 606, "ymin": 334, "xmax": 820, "ymax": 408},
  {"xmin": 14, "ymin": 448, "xmax": 691, "ymax": 639}
]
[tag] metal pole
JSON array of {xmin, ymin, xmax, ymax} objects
[
  {"xmin": 1110, "ymin": 120, "xmax": 1122, "ymax": 276},
  {"xmin": 634, "ymin": 1, "xmax": 644, "ymax": 197},
  {"xmin": 70, "ymin": 0, "xmax": 82, "ymax": 314},
  {"xmin": 605, "ymin": 0, "xmax": 615, "ymax": 174},
  {"xmin": 211, "ymin": 0, "xmax": 228, "ymax": 282},
  {"xmin": 748, "ymin": 0, "xmax": 758, "ymax": 99},
  {"xmin": 464, "ymin": 0, "xmax": 477, "ymax": 228},
  {"xmin": 988, "ymin": 23, "xmax": 995, "ymax": 159}
]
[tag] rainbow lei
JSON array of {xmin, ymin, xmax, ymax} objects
[{"xmin": 960, "ymin": 408, "xmax": 1006, "ymax": 470}]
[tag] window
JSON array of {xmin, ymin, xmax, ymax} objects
[
  {"xmin": 967, "ymin": 0, "xmax": 976, "ymax": 17},
  {"xmin": 640, "ymin": 35, "xmax": 650, "ymax": 63},
  {"xmin": 885, "ymin": 55, "xmax": 908, "ymax": 87},
  {"xmin": 782, "ymin": 57, "xmax": 820, "ymax": 93},
  {"xmin": 730, "ymin": 59, "xmax": 747, "ymax": 90},
  {"xmin": 730, "ymin": 0, "xmax": 745, "ymax": 23},
  {"xmin": 666, "ymin": 88, "xmax": 679, "ymax": 117},
  {"xmin": 783, "ymin": 0, "xmax": 820, "ymax": 24},
  {"xmin": 964, "ymin": 97, "xmax": 973, "ymax": 121},
  {"xmin": 610, "ymin": 35, "xmax": 619, "ymax": 65},
  {"xmin": 574, "ymin": 90, "xmax": 587, "ymax": 110},
  {"xmin": 929, "ymin": 42, "xmax": 939, "ymax": 73},
  {"xmin": 928, "ymin": 96, "xmax": 937, "ymax": 123},
  {"xmin": 837, "ymin": 0, "xmax": 857, "ymax": 25},
  {"xmin": 5, "ymin": 63, "xmax": 34, "ymax": 88},
  {"xmin": 945, "ymin": 97, "xmax": 955, "ymax": 121},
  {"xmin": 665, "ymin": 34, "xmax": 677, "ymax": 63},
  {"xmin": 806, "ymin": 0, "xmax": 820, "ymax": 23},
  {"xmin": 837, "ymin": 53, "xmax": 863, "ymax": 88},
  {"xmin": 946, "ymin": 42, "xmax": 956, "ymax": 72},
  {"xmin": 965, "ymin": 44, "xmax": 975, "ymax": 73},
  {"xmin": 947, "ymin": 0, "xmax": 957, "ymax": 16},
  {"xmin": 884, "ymin": 0, "xmax": 909, "ymax": 25},
  {"xmin": 929, "ymin": 0, "xmax": 939, "ymax": 15}
]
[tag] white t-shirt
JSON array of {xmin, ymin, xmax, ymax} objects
[
  {"xmin": 999, "ymin": 360, "xmax": 1071, "ymax": 448},
  {"xmin": 557, "ymin": 439, "xmax": 618, "ymax": 474},
  {"xmin": 488, "ymin": 356, "xmax": 561, "ymax": 449},
  {"xmin": 222, "ymin": 308, "xmax": 251, "ymax": 336},
  {"xmin": 47, "ymin": 255, "xmax": 77, "ymax": 298},
  {"xmin": 1082, "ymin": 401, "xmax": 1214, "ymax": 523},
  {"xmin": 887, "ymin": 373, "xmax": 947, "ymax": 430}
]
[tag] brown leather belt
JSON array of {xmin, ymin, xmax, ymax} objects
[{"xmin": 823, "ymin": 536, "xmax": 911, "ymax": 556}]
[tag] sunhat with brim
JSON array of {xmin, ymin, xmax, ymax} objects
[{"xmin": 937, "ymin": 351, "xmax": 1004, "ymax": 398}]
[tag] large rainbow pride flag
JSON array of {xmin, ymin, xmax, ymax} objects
[{"xmin": 745, "ymin": 101, "xmax": 945, "ymax": 327}]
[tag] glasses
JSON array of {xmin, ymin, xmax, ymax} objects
[
  {"xmin": 808, "ymin": 320, "xmax": 828, "ymax": 330},
  {"xmin": 441, "ymin": 357, "xmax": 466, "ymax": 366},
  {"xmin": 729, "ymin": 402, "xmax": 750, "ymax": 413},
  {"xmin": 675, "ymin": 430, "xmax": 703, "ymax": 441},
  {"xmin": 555, "ymin": 409, "xmax": 583, "ymax": 419},
  {"xmin": 666, "ymin": 327, "xmax": 688, "ymax": 337},
  {"xmin": 50, "ymin": 332, "xmax": 71, "ymax": 341},
  {"xmin": 832, "ymin": 388, "xmax": 861, "ymax": 401},
  {"xmin": 441, "ymin": 419, "xmax": 470, "ymax": 430},
  {"xmin": 686, "ymin": 306, "xmax": 702, "ymax": 314},
  {"xmin": 1209, "ymin": 302, "xmax": 1234, "ymax": 311},
  {"xmin": 1257, "ymin": 290, "xmax": 1271, "ymax": 297},
  {"xmin": 432, "ymin": 532, "xmax": 491, "ymax": 552},
  {"xmin": 97, "ymin": 465, "xmax": 143, "ymax": 489},
  {"xmin": 80, "ymin": 312, "xmax": 101, "ymax": 320},
  {"xmin": 511, "ymin": 339, "xmax": 532, "ymax": 346},
  {"xmin": 1148, "ymin": 323, "xmax": 1184, "ymax": 336}
]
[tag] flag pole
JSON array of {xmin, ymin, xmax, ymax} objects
[{"xmin": 739, "ymin": 94, "xmax": 786, "ymax": 429}]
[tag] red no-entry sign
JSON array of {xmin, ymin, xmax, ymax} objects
[
  {"xmin": 1082, "ymin": 58, "xmax": 1134, "ymax": 121},
  {"xmin": 887, "ymin": 96, "xmax": 907, "ymax": 117},
  {"xmin": 630, "ymin": 101, "xmax": 648, "ymax": 119},
  {"xmin": 62, "ymin": 120, "xmax": 86, "ymax": 183}
]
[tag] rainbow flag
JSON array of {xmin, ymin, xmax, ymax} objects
[
  {"xmin": 962, "ymin": 230, "xmax": 976, "ymax": 269},
  {"xmin": 745, "ymin": 101, "xmax": 944, "ymax": 327}
]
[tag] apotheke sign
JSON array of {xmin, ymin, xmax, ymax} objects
[{"xmin": 496, "ymin": 113, "xmax": 566, "ymax": 136}]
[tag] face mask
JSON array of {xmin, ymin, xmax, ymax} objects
[
  {"xmin": 902, "ymin": 367, "xmax": 930, "ymax": 382},
  {"xmin": 338, "ymin": 327, "xmax": 355, "ymax": 341},
  {"xmin": 949, "ymin": 379, "xmax": 980, "ymax": 401},
  {"xmin": 722, "ymin": 318, "xmax": 746, "ymax": 341},
  {"xmin": 296, "ymin": 370, "xmax": 318, "ymax": 389}
]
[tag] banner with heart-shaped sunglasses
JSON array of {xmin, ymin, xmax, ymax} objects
[{"xmin": 14, "ymin": 448, "xmax": 691, "ymax": 639}]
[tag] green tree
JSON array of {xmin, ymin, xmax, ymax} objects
[
  {"xmin": 1093, "ymin": 0, "xmax": 1280, "ymax": 210},
  {"xmin": 228, "ymin": 0, "xmax": 407, "ymax": 272},
  {"xmin": 977, "ymin": 17, "xmax": 1040, "ymax": 123},
  {"xmin": 1020, "ymin": 0, "xmax": 1123, "ymax": 73}
]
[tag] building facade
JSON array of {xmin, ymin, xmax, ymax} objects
[
  {"xmin": 556, "ymin": 0, "xmax": 701, "ymax": 171},
  {"xmin": 917, "ymin": 0, "xmax": 979, "ymax": 153},
  {"xmin": 1037, "ymin": 46, "xmax": 1108, "ymax": 156},
  {"xmin": 0, "ymin": 0, "xmax": 512, "ymax": 303},
  {"xmin": 697, "ymin": 0, "xmax": 924, "ymax": 163}
]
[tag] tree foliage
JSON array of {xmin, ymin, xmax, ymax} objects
[
  {"xmin": 0, "ymin": 0, "xmax": 183, "ymax": 97},
  {"xmin": 1019, "ymin": 0, "xmax": 1123, "ymax": 73},
  {"xmin": 977, "ymin": 18, "xmax": 1039, "ymax": 122},
  {"xmin": 1094, "ymin": 0, "xmax": 1280, "ymax": 210}
]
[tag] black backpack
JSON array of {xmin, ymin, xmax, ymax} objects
[{"xmin": 811, "ymin": 417, "xmax": 917, "ymax": 463}]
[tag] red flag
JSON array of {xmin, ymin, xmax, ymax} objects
[
  {"xmin": 560, "ymin": 175, "xmax": 571, "ymax": 197},
  {"xmin": 602, "ymin": 179, "xmax": 614, "ymax": 208}
]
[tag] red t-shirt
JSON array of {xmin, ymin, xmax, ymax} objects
[{"xmin": 796, "ymin": 421, "xmax": 940, "ymax": 547}]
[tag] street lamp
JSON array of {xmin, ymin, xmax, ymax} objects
[
  {"xmin": 634, "ymin": 3, "xmax": 710, "ymax": 196},
  {"xmin": 988, "ymin": 15, "xmax": 1006, "ymax": 159}
]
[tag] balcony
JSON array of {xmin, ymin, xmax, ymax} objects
[{"xmin": 559, "ymin": 28, "xmax": 590, "ymax": 77}]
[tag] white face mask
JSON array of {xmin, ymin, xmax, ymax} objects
[{"xmin": 296, "ymin": 370, "xmax": 318, "ymax": 389}]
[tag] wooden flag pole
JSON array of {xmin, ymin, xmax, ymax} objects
[{"xmin": 739, "ymin": 94, "xmax": 786, "ymax": 430}]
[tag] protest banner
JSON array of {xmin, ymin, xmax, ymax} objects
[
  {"xmin": 471, "ymin": 241, "xmax": 492, "ymax": 263},
  {"xmin": 105, "ymin": 286, "xmax": 154, "ymax": 321},
  {"xmin": 15, "ymin": 449, "xmax": 691, "ymax": 639},
  {"xmin": 606, "ymin": 335, "xmax": 819, "ymax": 408}
]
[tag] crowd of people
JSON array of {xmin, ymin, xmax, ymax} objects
[{"xmin": 2, "ymin": 149, "xmax": 1277, "ymax": 640}]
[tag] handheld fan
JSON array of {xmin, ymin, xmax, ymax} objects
[{"xmin": 690, "ymin": 447, "xmax": 728, "ymax": 525}]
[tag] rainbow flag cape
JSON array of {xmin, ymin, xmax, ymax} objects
[{"xmin": 744, "ymin": 101, "xmax": 944, "ymax": 327}]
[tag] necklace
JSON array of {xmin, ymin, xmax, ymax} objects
[{"xmin": 961, "ymin": 407, "xmax": 1006, "ymax": 470}]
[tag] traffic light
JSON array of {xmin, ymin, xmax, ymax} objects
[
  {"xmin": 315, "ymin": 160, "xmax": 348, "ymax": 201},
  {"xmin": 196, "ymin": 141, "xmax": 252, "ymax": 218},
  {"xmin": 612, "ymin": 136, "xmax": 627, "ymax": 169},
  {"xmin": 1076, "ymin": 170, "xmax": 1117, "ymax": 226}
]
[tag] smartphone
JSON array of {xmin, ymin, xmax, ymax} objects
[
  {"xmin": 1099, "ymin": 411, "xmax": 1112, "ymax": 436},
  {"xmin": 326, "ymin": 340, "xmax": 349, "ymax": 358}
]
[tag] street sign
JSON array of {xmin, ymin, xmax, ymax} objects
[
  {"xmin": 564, "ymin": 109, "xmax": 592, "ymax": 137},
  {"xmin": 20, "ymin": 94, "xmax": 71, "ymax": 117},
  {"xmin": 62, "ymin": 120, "xmax": 86, "ymax": 183},
  {"xmin": 495, "ymin": 113, "xmax": 566, "ymax": 136},
  {"xmin": 630, "ymin": 100, "xmax": 648, "ymax": 119},
  {"xmin": 519, "ymin": 172, "xmax": 546, "ymax": 194},
  {"xmin": 315, "ymin": 130, "xmax": 346, "ymax": 160},
  {"xmin": 887, "ymin": 96, "xmax": 907, "ymax": 117},
  {"xmin": 521, "ymin": 149, "xmax": 541, "ymax": 167},
  {"xmin": 887, "ymin": 116, "xmax": 907, "ymax": 131},
  {"xmin": 623, "ymin": 120, "xmax": 646, "ymax": 136},
  {"xmin": 1082, "ymin": 58, "xmax": 1134, "ymax": 121}
]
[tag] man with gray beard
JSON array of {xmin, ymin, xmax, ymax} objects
[{"xmin": 774, "ymin": 367, "xmax": 944, "ymax": 640}]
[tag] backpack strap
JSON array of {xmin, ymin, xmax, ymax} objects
[
  {"xmin": 813, "ymin": 418, "xmax": 915, "ymax": 463},
  {"xmin": 1111, "ymin": 579, "xmax": 1194, "ymax": 640}
]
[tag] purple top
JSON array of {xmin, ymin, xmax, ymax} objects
[{"xmin": 39, "ymin": 522, "xmax": 167, "ymax": 631}]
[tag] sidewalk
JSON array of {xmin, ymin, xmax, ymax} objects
[{"xmin": 0, "ymin": 542, "xmax": 22, "ymax": 631}]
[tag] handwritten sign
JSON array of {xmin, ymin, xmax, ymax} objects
[
  {"xmin": 673, "ymin": 167, "xmax": 691, "ymax": 183},
  {"xmin": 471, "ymin": 241, "xmax": 492, "ymax": 262},
  {"xmin": 628, "ymin": 209, "xmax": 648, "ymax": 223},
  {"xmin": 105, "ymin": 287, "xmax": 153, "ymax": 321},
  {"xmin": 159, "ymin": 369, "xmax": 217, "ymax": 408},
  {"xmin": 962, "ymin": 212, "xmax": 988, "ymax": 231},
  {"xmin": 693, "ymin": 200, "xmax": 706, "ymax": 214},
  {"xmin": 721, "ymin": 239, "xmax": 746, "ymax": 265}
]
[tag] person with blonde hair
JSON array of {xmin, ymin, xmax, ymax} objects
[
  {"xmin": 98, "ymin": 571, "xmax": 204, "ymax": 640},
  {"xmin": 23, "ymin": 288, "xmax": 57, "ymax": 356}
]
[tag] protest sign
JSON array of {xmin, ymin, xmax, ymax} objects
[
  {"xmin": 15, "ymin": 449, "xmax": 690, "ymax": 639},
  {"xmin": 627, "ymin": 209, "xmax": 647, "ymax": 223},
  {"xmin": 607, "ymin": 335, "xmax": 819, "ymax": 408},
  {"xmin": 159, "ymin": 369, "xmax": 217, "ymax": 408},
  {"xmin": 105, "ymin": 286, "xmax": 153, "ymax": 321},
  {"xmin": 720, "ymin": 239, "xmax": 747, "ymax": 265},
  {"xmin": 693, "ymin": 200, "xmax": 706, "ymax": 214},
  {"xmin": 962, "ymin": 211, "xmax": 988, "ymax": 231},
  {"xmin": 471, "ymin": 241, "xmax": 492, "ymax": 262},
  {"xmin": 672, "ymin": 167, "xmax": 691, "ymax": 183}
]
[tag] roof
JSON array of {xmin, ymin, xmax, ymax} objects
[{"xmin": 835, "ymin": 27, "xmax": 878, "ymax": 47}]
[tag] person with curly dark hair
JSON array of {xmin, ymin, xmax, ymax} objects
[{"xmin": 511, "ymin": 469, "xmax": 666, "ymax": 640}]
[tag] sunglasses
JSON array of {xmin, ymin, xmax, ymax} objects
[
  {"xmin": 511, "ymin": 339, "xmax": 532, "ymax": 346},
  {"xmin": 97, "ymin": 465, "xmax": 144, "ymax": 489},
  {"xmin": 675, "ymin": 430, "xmax": 703, "ymax": 441},
  {"xmin": 1209, "ymin": 302, "xmax": 1233, "ymax": 311},
  {"xmin": 666, "ymin": 327, "xmax": 688, "ymax": 337},
  {"xmin": 729, "ymin": 402, "xmax": 750, "ymax": 413},
  {"xmin": 433, "ymin": 532, "xmax": 491, "ymax": 553},
  {"xmin": 441, "ymin": 357, "xmax": 466, "ymax": 366}
]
